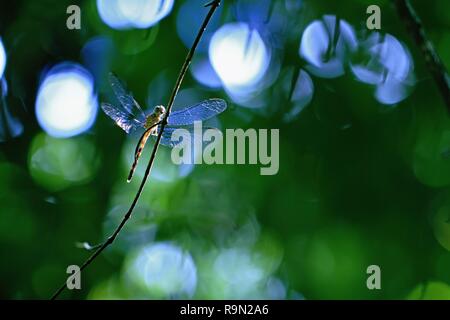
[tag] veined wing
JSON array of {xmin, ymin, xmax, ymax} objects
[
  {"xmin": 159, "ymin": 125, "xmax": 221, "ymax": 148},
  {"xmin": 109, "ymin": 72, "xmax": 146, "ymax": 120},
  {"xmin": 101, "ymin": 103, "xmax": 144, "ymax": 134},
  {"xmin": 167, "ymin": 98, "xmax": 227, "ymax": 126}
]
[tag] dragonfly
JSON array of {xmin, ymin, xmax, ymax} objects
[{"xmin": 101, "ymin": 73, "xmax": 227, "ymax": 182}]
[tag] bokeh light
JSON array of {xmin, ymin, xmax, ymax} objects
[
  {"xmin": 0, "ymin": 38, "xmax": 6, "ymax": 79},
  {"xmin": 209, "ymin": 22, "xmax": 270, "ymax": 89},
  {"xmin": 373, "ymin": 35, "xmax": 414, "ymax": 105},
  {"xmin": 176, "ymin": 0, "xmax": 222, "ymax": 52},
  {"xmin": 283, "ymin": 69, "xmax": 314, "ymax": 122},
  {"xmin": 28, "ymin": 133, "xmax": 99, "ymax": 191},
  {"xmin": 375, "ymin": 77, "xmax": 410, "ymax": 105},
  {"xmin": 213, "ymin": 248, "xmax": 266, "ymax": 298},
  {"xmin": 190, "ymin": 57, "xmax": 222, "ymax": 89},
  {"xmin": 233, "ymin": 0, "xmax": 289, "ymax": 54},
  {"xmin": 126, "ymin": 243, "xmax": 197, "ymax": 298},
  {"xmin": 97, "ymin": 0, "xmax": 174, "ymax": 30},
  {"xmin": 351, "ymin": 33, "xmax": 414, "ymax": 105},
  {"xmin": 431, "ymin": 199, "xmax": 450, "ymax": 251},
  {"xmin": 198, "ymin": 246, "xmax": 282, "ymax": 299},
  {"xmin": 35, "ymin": 63, "xmax": 98, "ymax": 138},
  {"xmin": 233, "ymin": 0, "xmax": 272, "ymax": 30},
  {"xmin": 0, "ymin": 79, "xmax": 24, "ymax": 141},
  {"xmin": 412, "ymin": 115, "xmax": 450, "ymax": 188},
  {"xmin": 265, "ymin": 277, "xmax": 287, "ymax": 299},
  {"xmin": 81, "ymin": 36, "xmax": 114, "ymax": 84},
  {"xmin": 407, "ymin": 281, "xmax": 450, "ymax": 299},
  {"xmin": 285, "ymin": 0, "xmax": 303, "ymax": 11},
  {"xmin": 300, "ymin": 15, "xmax": 357, "ymax": 78}
]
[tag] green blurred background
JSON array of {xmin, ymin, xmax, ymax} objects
[{"xmin": 0, "ymin": 0, "xmax": 449, "ymax": 299}]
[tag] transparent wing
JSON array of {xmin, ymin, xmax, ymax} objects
[
  {"xmin": 159, "ymin": 125, "xmax": 221, "ymax": 148},
  {"xmin": 109, "ymin": 72, "xmax": 146, "ymax": 120},
  {"xmin": 167, "ymin": 99, "xmax": 227, "ymax": 126},
  {"xmin": 160, "ymin": 126, "xmax": 192, "ymax": 148},
  {"xmin": 101, "ymin": 103, "xmax": 144, "ymax": 134}
]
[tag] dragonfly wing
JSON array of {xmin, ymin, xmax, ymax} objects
[
  {"xmin": 109, "ymin": 72, "xmax": 146, "ymax": 120},
  {"xmin": 159, "ymin": 127, "xmax": 184, "ymax": 148},
  {"xmin": 101, "ymin": 103, "xmax": 144, "ymax": 134},
  {"xmin": 167, "ymin": 98, "xmax": 227, "ymax": 126},
  {"xmin": 159, "ymin": 125, "xmax": 221, "ymax": 148}
]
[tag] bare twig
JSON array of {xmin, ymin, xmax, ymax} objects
[
  {"xmin": 393, "ymin": 0, "xmax": 450, "ymax": 109},
  {"xmin": 51, "ymin": 0, "xmax": 222, "ymax": 300}
]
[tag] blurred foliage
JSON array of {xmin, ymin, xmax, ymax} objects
[{"xmin": 0, "ymin": 0, "xmax": 449, "ymax": 300}]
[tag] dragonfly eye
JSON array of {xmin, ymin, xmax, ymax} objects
[{"xmin": 154, "ymin": 105, "xmax": 166, "ymax": 116}]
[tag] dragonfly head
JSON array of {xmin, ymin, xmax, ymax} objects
[{"xmin": 153, "ymin": 105, "xmax": 166, "ymax": 118}]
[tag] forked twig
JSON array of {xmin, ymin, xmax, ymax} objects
[
  {"xmin": 393, "ymin": 0, "xmax": 450, "ymax": 109},
  {"xmin": 51, "ymin": 0, "xmax": 222, "ymax": 300}
]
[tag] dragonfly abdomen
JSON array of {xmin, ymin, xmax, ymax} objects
[{"xmin": 127, "ymin": 127, "xmax": 155, "ymax": 183}]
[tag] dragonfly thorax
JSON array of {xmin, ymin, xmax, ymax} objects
[{"xmin": 144, "ymin": 105, "xmax": 166, "ymax": 129}]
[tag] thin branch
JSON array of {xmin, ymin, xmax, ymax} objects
[
  {"xmin": 393, "ymin": 0, "xmax": 450, "ymax": 109},
  {"xmin": 50, "ymin": 0, "xmax": 222, "ymax": 300}
]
